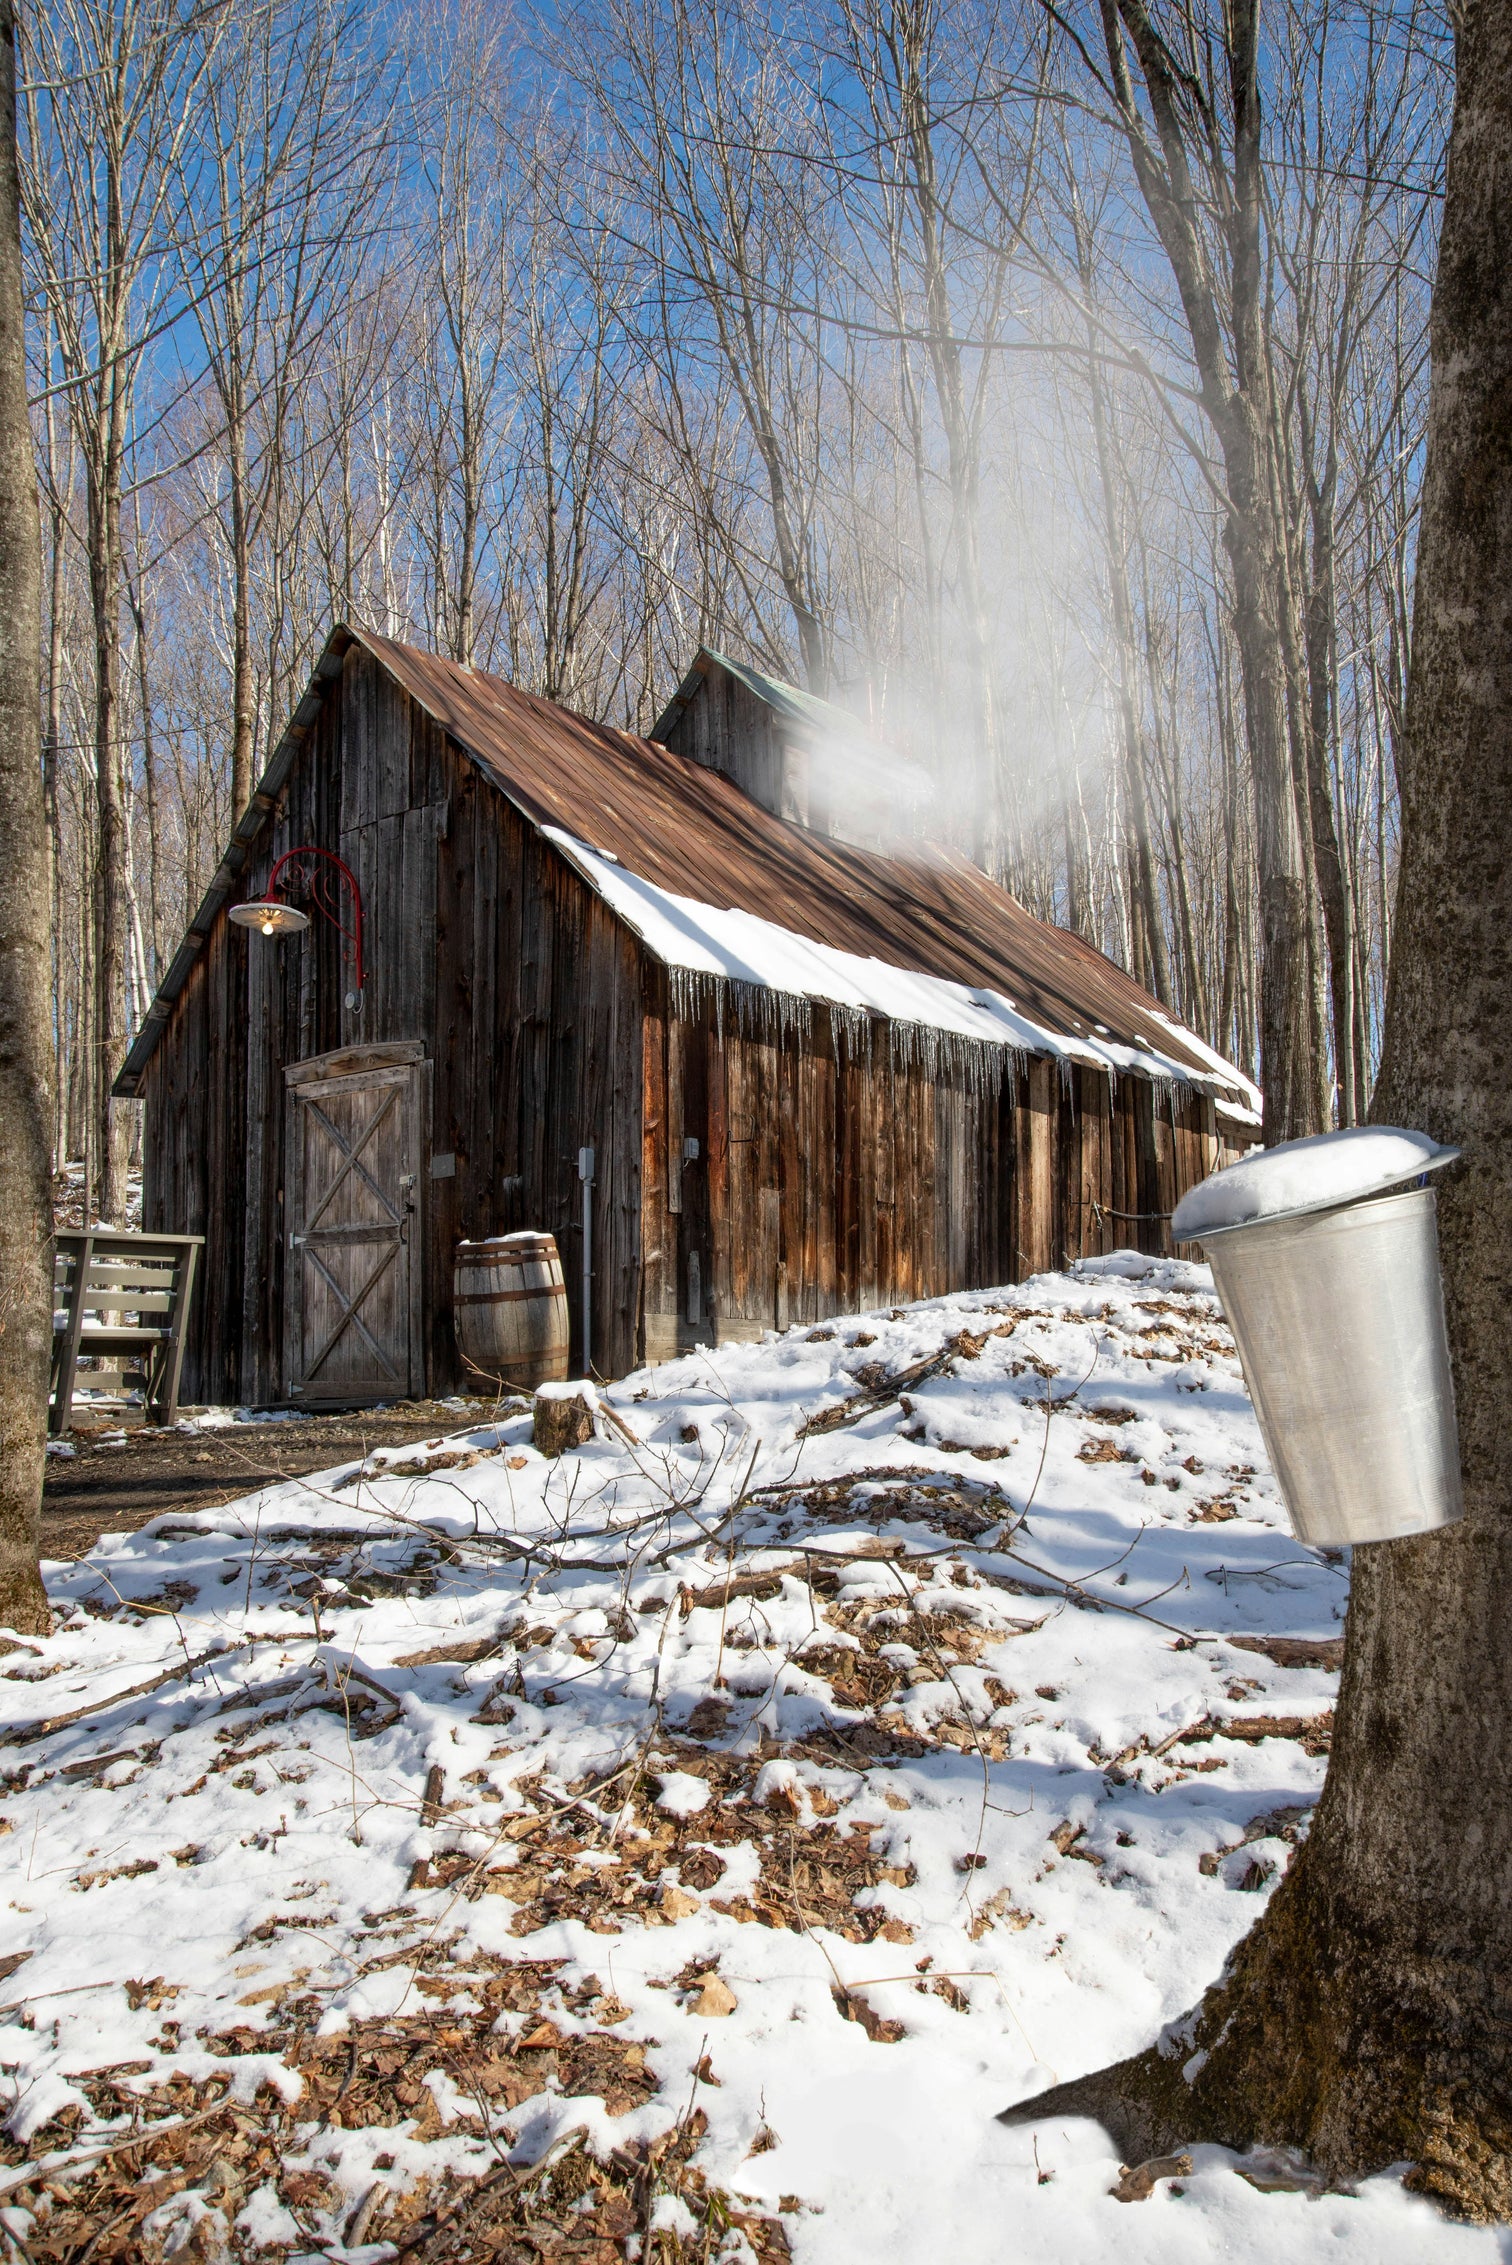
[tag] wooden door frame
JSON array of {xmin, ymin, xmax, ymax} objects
[
  {"xmin": 286, "ymin": 1039, "xmax": 427, "ymax": 1091},
  {"xmin": 283, "ymin": 1043, "xmax": 431, "ymax": 1404}
]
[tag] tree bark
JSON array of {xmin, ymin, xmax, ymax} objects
[
  {"xmin": 1097, "ymin": 0, "xmax": 1328, "ymax": 1141},
  {"xmin": 1223, "ymin": 477, "xmax": 1326, "ymax": 1140},
  {"xmin": 1295, "ymin": 394, "xmax": 1359, "ymax": 1123},
  {"xmin": 0, "ymin": 0, "xmax": 55, "ymax": 1636},
  {"xmin": 890, "ymin": 0, "xmax": 1001, "ymax": 872},
  {"xmin": 1000, "ymin": 3, "xmax": 1512, "ymax": 2215},
  {"xmin": 1078, "ymin": 240, "xmax": 1172, "ymax": 1007},
  {"xmin": 228, "ymin": 361, "xmax": 256, "ymax": 819},
  {"xmin": 86, "ymin": 414, "xmax": 129, "ymax": 1223}
]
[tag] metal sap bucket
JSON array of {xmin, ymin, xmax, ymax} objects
[{"xmin": 1173, "ymin": 1131, "xmax": 1463, "ymax": 1548}]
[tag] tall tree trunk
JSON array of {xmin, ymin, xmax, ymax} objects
[
  {"xmin": 1002, "ymin": 6, "xmax": 1512, "ymax": 2213},
  {"xmin": 228, "ymin": 385, "xmax": 255, "ymax": 819},
  {"xmin": 0, "ymin": 0, "xmax": 55, "ymax": 1636},
  {"xmin": 87, "ymin": 420, "xmax": 129, "ymax": 1223},
  {"xmin": 892, "ymin": 0, "xmax": 1000, "ymax": 872},
  {"xmin": 1297, "ymin": 417, "xmax": 1358, "ymax": 1122},
  {"xmin": 454, "ymin": 349, "xmax": 480, "ymax": 670},
  {"xmin": 1097, "ymin": 0, "xmax": 1329, "ymax": 1141},
  {"xmin": 128, "ymin": 569, "xmax": 161, "ymax": 972},
  {"xmin": 1079, "ymin": 267, "xmax": 1172, "ymax": 1006},
  {"xmin": 42, "ymin": 374, "xmax": 62, "ymax": 1171},
  {"xmin": 1223, "ymin": 469, "xmax": 1324, "ymax": 1140}
]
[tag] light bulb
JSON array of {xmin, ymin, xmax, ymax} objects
[{"xmin": 261, "ymin": 917, "xmax": 275, "ymax": 936}]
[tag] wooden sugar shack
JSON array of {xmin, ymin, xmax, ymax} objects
[{"xmin": 115, "ymin": 629, "xmax": 1259, "ymax": 1407}]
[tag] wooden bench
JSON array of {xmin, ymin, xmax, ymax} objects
[{"xmin": 50, "ymin": 1231, "xmax": 204, "ymax": 1435}]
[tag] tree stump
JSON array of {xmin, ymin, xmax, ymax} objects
[{"xmin": 532, "ymin": 1384, "xmax": 596, "ymax": 1457}]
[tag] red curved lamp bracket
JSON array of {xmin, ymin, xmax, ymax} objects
[{"xmin": 267, "ymin": 845, "xmax": 365, "ymax": 994}]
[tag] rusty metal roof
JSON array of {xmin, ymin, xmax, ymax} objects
[{"xmin": 116, "ymin": 623, "xmax": 1253, "ymax": 1105}]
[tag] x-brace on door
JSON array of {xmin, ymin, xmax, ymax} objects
[{"xmin": 283, "ymin": 1044, "xmax": 427, "ymax": 1404}]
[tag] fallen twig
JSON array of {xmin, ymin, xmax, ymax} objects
[
  {"xmin": 0, "ymin": 2100, "xmax": 242, "ymax": 2202},
  {"xmin": 8, "ymin": 1641, "xmax": 252, "ymax": 1746},
  {"xmin": 798, "ymin": 1342, "xmax": 963, "ymax": 1436}
]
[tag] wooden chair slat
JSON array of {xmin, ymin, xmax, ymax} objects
[
  {"xmin": 50, "ymin": 1231, "xmax": 204, "ymax": 1434},
  {"xmin": 76, "ymin": 1326, "xmax": 177, "ymax": 1345},
  {"xmin": 71, "ymin": 1304, "xmax": 175, "ymax": 1322}
]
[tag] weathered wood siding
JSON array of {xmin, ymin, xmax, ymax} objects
[
  {"xmin": 659, "ymin": 662, "xmax": 811, "ymax": 826},
  {"xmin": 639, "ymin": 979, "xmax": 1231, "ymax": 1355},
  {"xmin": 431, "ymin": 756, "xmax": 643, "ymax": 1385},
  {"xmin": 142, "ymin": 643, "xmax": 643, "ymax": 1402}
]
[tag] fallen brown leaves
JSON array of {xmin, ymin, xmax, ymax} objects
[
  {"xmin": 3, "ymin": 1955, "xmax": 791, "ymax": 2262},
  {"xmin": 447, "ymin": 1748, "xmax": 918, "ymax": 1951},
  {"xmin": 393, "ymin": 2121, "xmax": 792, "ymax": 2264},
  {"xmin": 830, "ymin": 1984, "xmax": 904, "ymax": 2044},
  {"xmin": 1077, "ymin": 1437, "xmax": 1135, "ymax": 1466},
  {"xmin": 1111, "ymin": 2151, "xmax": 1192, "ymax": 2201},
  {"xmin": 1228, "ymin": 1633, "xmax": 1344, "ymax": 1671}
]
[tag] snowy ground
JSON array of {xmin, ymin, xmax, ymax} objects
[{"xmin": 0, "ymin": 1257, "xmax": 1500, "ymax": 2262}]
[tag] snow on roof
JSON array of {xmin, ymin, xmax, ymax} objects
[
  {"xmin": 546, "ymin": 828, "xmax": 1258, "ymax": 1098},
  {"xmin": 115, "ymin": 626, "xmax": 1262, "ymax": 1117}
]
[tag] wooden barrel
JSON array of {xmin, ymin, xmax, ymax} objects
[{"xmin": 453, "ymin": 1232, "xmax": 569, "ymax": 1389}]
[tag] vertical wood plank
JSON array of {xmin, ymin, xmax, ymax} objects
[{"xmin": 640, "ymin": 970, "xmax": 671, "ymax": 1360}]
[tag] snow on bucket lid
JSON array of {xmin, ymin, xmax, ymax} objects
[{"xmin": 1172, "ymin": 1125, "xmax": 1460, "ymax": 1241}]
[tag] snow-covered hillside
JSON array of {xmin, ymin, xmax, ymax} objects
[{"xmin": 0, "ymin": 1257, "xmax": 1490, "ymax": 2261}]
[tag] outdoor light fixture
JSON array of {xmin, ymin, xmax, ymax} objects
[
  {"xmin": 229, "ymin": 844, "xmax": 366, "ymax": 1010},
  {"xmin": 232, "ymin": 899, "xmax": 311, "ymax": 939}
]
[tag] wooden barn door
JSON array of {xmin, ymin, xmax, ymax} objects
[{"xmin": 284, "ymin": 1044, "xmax": 427, "ymax": 1404}]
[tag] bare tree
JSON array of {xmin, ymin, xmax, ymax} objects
[
  {"xmin": 408, "ymin": 0, "xmax": 517, "ymax": 669},
  {"xmin": 20, "ymin": 0, "xmax": 225, "ymax": 1220},
  {"xmin": 570, "ymin": 0, "xmax": 838, "ymax": 692},
  {"xmin": 178, "ymin": 0, "xmax": 388, "ymax": 816},
  {"xmin": 1003, "ymin": 0, "xmax": 1512, "ymax": 2208},
  {"xmin": 829, "ymin": 0, "xmax": 1026, "ymax": 867},
  {"xmin": 0, "ymin": 0, "xmax": 53, "ymax": 1635},
  {"xmin": 17, "ymin": 0, "xmax": 1443, "ymax": 1171},
  {"xmin": 1061, "ymin": 171, "xmax": 1173, "ymax": 1000},
  {"xmin": 1059, "ymin": 0, "xmax": 1330, "ymax": 1140}
]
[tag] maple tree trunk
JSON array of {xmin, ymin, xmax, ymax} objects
[
  {"xmin": 0, "ymin": 0, "xmax": 55, "ymax": 1636},
  {"xmin": 1223, "ymin": 424, "xmax": 1328, "ymax": 1144},
  {"xmin": 229, "ymin": 399, "xmax": 255, "ymax": 821},
  {"xmin": 87, "ymin": 446, "xmax": 129, "ymax": 1224},
  {"xmin": 1001, "ymin": 5, "xmax": 1512, "ymax": 2216}
]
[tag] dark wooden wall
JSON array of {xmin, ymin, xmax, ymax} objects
[
  {"xmin": 430, "ymin": 754, "xmax": 644, "ymax": 1385},
  {"xmin": 143, "ymin": 644, "xmax": 644, "ymax": 1403},
  {"xmin": 141, "ymin": 681, "xmax": 349, "ymax": 1406},
  {"xmin": 639, "ymin": 974, "xmax": 1232, "ymax": 1357}
]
